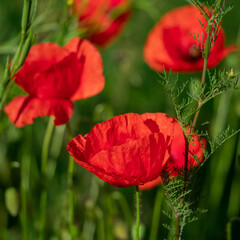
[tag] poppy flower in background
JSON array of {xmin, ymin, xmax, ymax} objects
[
  {"xmin": 144, "ymin": 5, "xmax": 237, "ymax": 73},
  {"xmin": 139, "ymin": 123, "xmax": 206, "ymax": 190},
  {"xmin": 67, "ymin": 112, "xmax": 177, "ymax": 187},
  {"xmin": 4, "ymin": 37, "xmax": 105, "ymax": 127},
  {"xmin": 72, "ymin": 0, "xmax": 132, "ymax": 47}
]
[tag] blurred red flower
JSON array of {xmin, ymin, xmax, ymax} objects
[
  {"xmin": 144, "ymin": 5, "xmax": 237, "ymax": 73},
  {"xmin": 139, "ymin": 123, "xmax": 206, "ymax": 190},
  {"xmin": 72, "ymin": 0, "xmax": 132, "ymax": 47},
  {"xmin": 67, "ymin": 113, "xmax": 176, "ymax": 187},
  {"xmin": 4, "ymin": 37, "xmax": 105, "ymax": 127}
]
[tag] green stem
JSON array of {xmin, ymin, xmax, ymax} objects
[
  {"xmin": 215, "ymin": 0, "xmax": 223, "ymax": 10},
  {"xmin": 57, "ymin": 2, "xmax": 70, "ymax": 45},
  {"xmin": 174, "ymin": 212, "xmax": 180, "ymax": 240},
  {"xmin": 41, "ymin": 117, "xmax": 55, "ymax": 174},
  {"xmin": 20, "ymin": 164, "xmax": 27, "ymax": 240},
  {"xmin": 226, "ymin": 217, "xmax": 240, "ymax": 240},
  {"xmin": 66, "ymin": 122, "xmax": 75, "ymax": 239},
  {"xmin": 39, "ymin": 191, "xmax": 47, "ymax": 240},
  {"xmin": 135, "ymin": 186, "xmax": 140, "ymax": 240},
  {"xmin": 192, "ymin": 0, "xmax": 225, "ymax": 128},
  {"xmin": 167, "ymin": 216, "xmax": 175, "ymax": 240},
  {"xmin": 226, "ymin": 221, "xmax": 232, "ymax": 240},
  {"xmin": 96, "ymin": 207, "xmax": 105, "ymax": 240},
  {"xmin": 39, "ymin": 117, "xmax": 55, "ymax": 240},
  {"xmin": 0, "ymin": 0, "xmax": 34, "ymax": 110},
  {"xmin": 149, "ymin": 188, "xmax": 164, "ymax": 240},
  {"xmin": 192, "ymin": 20, "xmax": 212, "ymax": 128}
]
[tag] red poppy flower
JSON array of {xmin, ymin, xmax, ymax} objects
[
  {"xmin": 67, "ymin": 113, "xmax": 177, "ymax": 187},
  {"xmin": 139, "ymin": 123, "xmax": 206, "ymax": 190},
  {"xmin": 4, "ymin": 37, "xmax": 105, "ymax": 127},
  {"xmin": 144, "ymin": 5, "xmax": 237, "ymax": 73},
  {"xmin": 72, "ymin": 0, "xmax": 132, "ymax": 47}
]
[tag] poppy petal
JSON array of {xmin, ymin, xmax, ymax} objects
[
  {"xmin": 140, "ymin": 124, "xmax": 206, "ymax": 190},
  {"xmin": 17, "ymin": 53, "xmax": 82, "ymax": 99},
  {"xmin": 4, "ymin": 96, "xmax": 73, "ymax": 127},
  {"xmin": 15, "ymin": 43, "xmax": 69, "ymax": 92},
  {"xmin": 72, "ymin": 0, "xmax": 132, "ymax": 47},
  {"xmin": 64, "ymin": 37, "xmax": 105, "ymax": 100},
  {"xmin": 84, "ymin": 113, "xmax": 157, "ymax": 159},
  {"xmin": 139, "ymin": 176, "xmax": 162, "ymax": 190},
  {"xmin": 68, "ymin": 132, "xmax": 171, "ymax": 187},
  {"xmin": 144, "ymin": 5, "xmax": 237, "ymax": 72},
  {"xmin": 89, "ymin": 11, "xmax": 132, "ymax": 47}
]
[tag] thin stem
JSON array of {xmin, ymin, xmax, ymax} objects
[
  {"xmin": 57, "ymin": 2, "xmax": 71, "ymax": 45},
  {"xmin": 0, "ymin": 0, "xmax": 35, "ymax": 110},
  {"xmin": 215, "ymin": 0, "xmax": 223, "ymax": 10},
  {"xmin": 192, "ymin": 20, "xmax": 212, "ymax": 128},
  {"xmin": 192, "ymin": 0, "xmax": 225, "ymax": 128},
  {"xmin": 39, "ymin": 117, "xmax": 55, "ymax": 240},
  {"xmin": 226, "ymin": 221, "xmax": 232, "ymax": 240},
  {"xmin": 41, "ymin": 117, "xmax": 55, "ymax": 174},
  {"xmin": 135, "ymin": 186, "xmax": 140, "ymax": 240},
  {"xmin": 226, "ymin": 217, "xmax": 240, "ymax": 240},
  {"xmin": 149, "ymin": 187, "xmax": 164, "ymax": 240},
  {"xmin": 184, "ymin": 135, "xmax": 189, "ymax": 186},
  {"xmin": 39, "ymin": 191, "xmax": 47, "ymax": 240},
  {"xmin": 20, "ymin": 164, "xmax": 27, "ymax": 240},
  {"xmin": 174, "ymin": 134, "xmax": 189, "ymax": 240},
  {"xmin": 96, "ymin": 207, "xmax": 105, "ymax": 240},
  {"xmin": 175, "ymin": 212, "xmax": 180, "ymax": 240},
  {"xmin": 66, "ymin": 122, "xmax": 75, "ymax": 239}
]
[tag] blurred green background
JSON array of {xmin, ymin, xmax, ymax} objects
[{"xmin": 0, "ymin": 0, "xmax": 240, "ymax": 239}]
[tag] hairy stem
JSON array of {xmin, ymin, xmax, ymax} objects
[
  {"xmin": 135, "ymin": 186, "xmax": 140, "ymax": 240},
  {"xmin": 66, "ymin": 122, "xmax": 75, "ymax": 239},
  {"xmin": 39, "ymin": 117, "xmax": 55, "ymax": 240}
]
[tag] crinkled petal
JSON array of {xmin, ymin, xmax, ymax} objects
[
  {"xmin": 141, "ymin": 112, "xmax": 176, "ymax": 136},
  {"xmin": 64, "ymin": 37, "xmax": 105, "ymax": 100},
  {"xmin": 84, "ymin": 113, "xmax": 155, "ymax": 159},
  {"xmin": 140, "ymin": 123, "xmax": 206, "ymax": 190},
  {"xmin": 15, "ymin": 43, "xmax": 69, "ymax": 92},
  {"xmin": 4, "ymin": 96, "xmax": 73, "ymax": 127},
  {"xmin": 68, "ymin": 132, "xmax": 171, "ymax": 187},
  {"xmin": 18, "ymin": 53, "xmax": 82, "ymax": 99}
]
